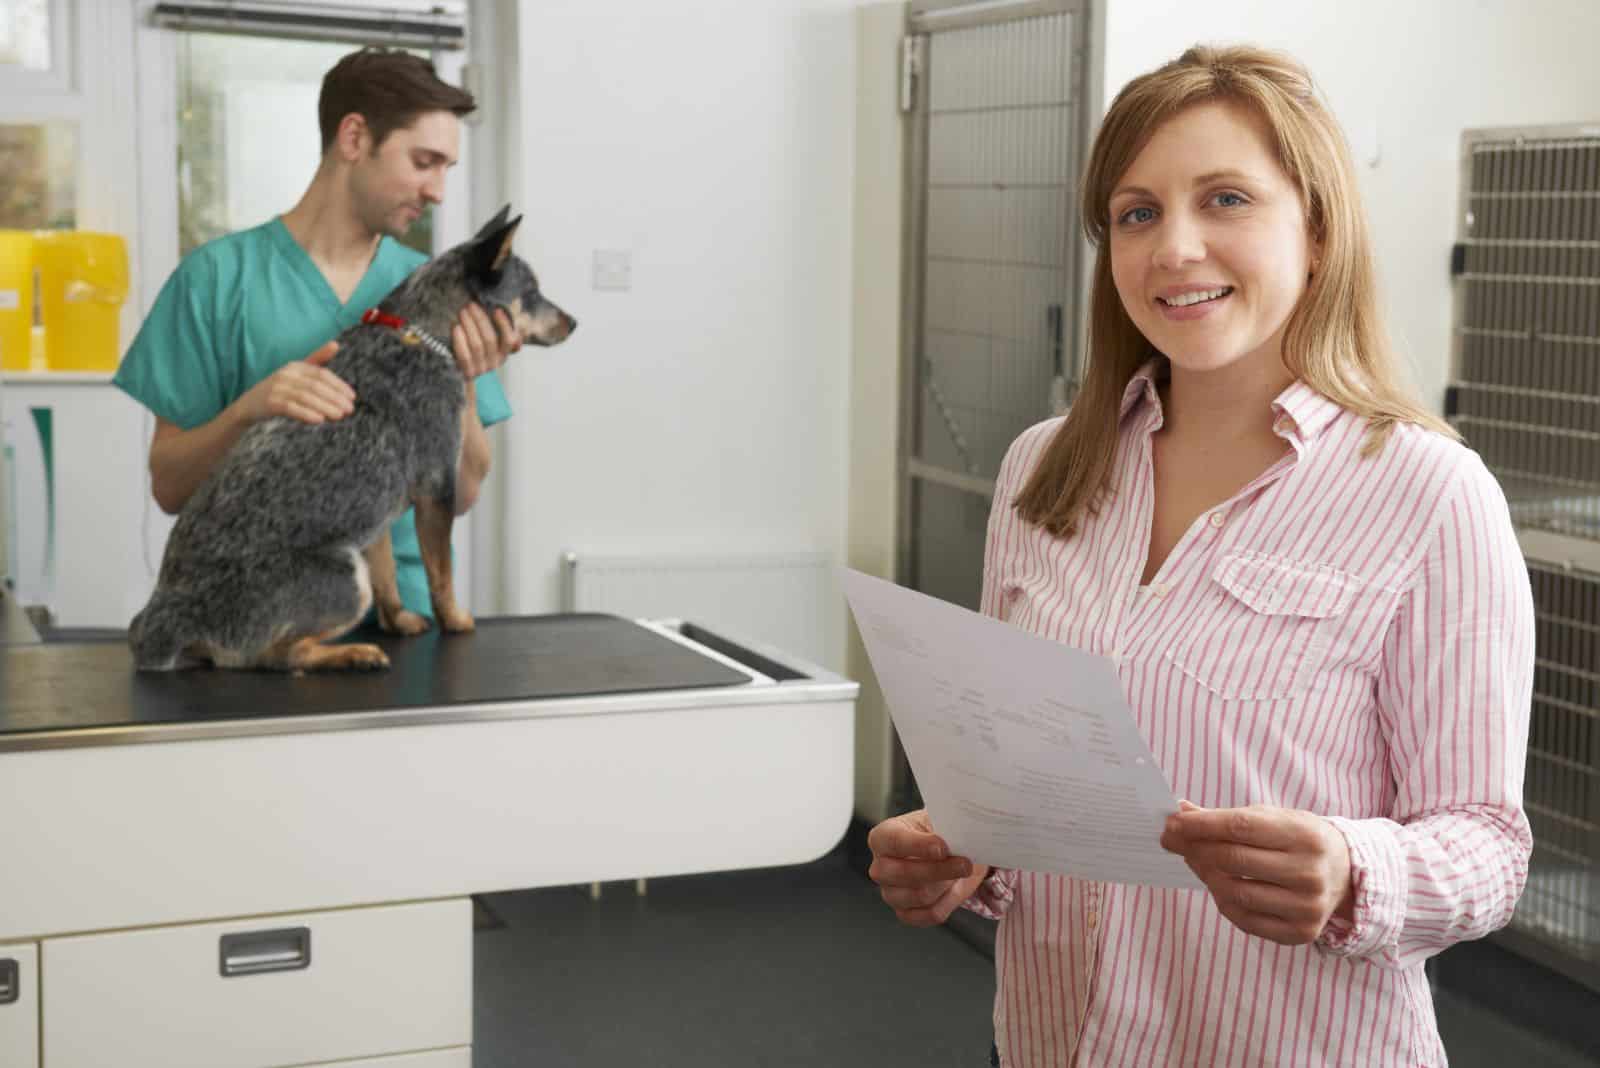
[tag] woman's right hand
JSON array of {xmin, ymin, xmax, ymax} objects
[
  {"xmin": 867, "ymin": 808, "xmax": 989, "ymax": 927},
  {"xmin": 238, "ymin": 341, "xmax": 353, "ymax": 425}
]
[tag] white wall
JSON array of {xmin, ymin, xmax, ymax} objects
[
  {"xmin": 846, "ymin": 2, "xmax": 906, "ymax": 823},
  {"xmin": 1099, "ymin": 0, "xmax": 1600, "ymax": 411},
  {"xmin": 505, "ymin": 0, "xmax": 858, "ymax": 668}
]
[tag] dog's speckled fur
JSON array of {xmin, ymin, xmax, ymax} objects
[{"xmin": 129, "ymin": 208, "xmax": 574, "ymax": 671}]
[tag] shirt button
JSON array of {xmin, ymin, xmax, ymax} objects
[
  {"xmin": 1274, "ymin": 416, "xmax": 1292, "ymax": 434},
  {"xmin": 1087, "ymin": 910, "xmax": 1100, "ymax": 930},
  {"xmin": 1150, "ymin": 582, "xmax": 1169, "ymax": 597},
  {"xmin": 1208, "ymin": 512, "xmax": 1226, "ymax": 529}
]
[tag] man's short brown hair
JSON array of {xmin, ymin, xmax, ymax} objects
[{"xmin": 318, "ymin": 47, "xmax": 476, "ymax": 153}]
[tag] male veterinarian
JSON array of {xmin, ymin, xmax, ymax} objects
[{"xmin": 115, "ymin": 47, "xmax": 513, "ymax": 618}]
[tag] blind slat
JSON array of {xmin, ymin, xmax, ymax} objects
[{"xmin": 151, "ymin": 2, "xmax": 465, "ymax": 50}]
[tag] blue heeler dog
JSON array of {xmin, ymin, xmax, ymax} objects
[{"xmin": 129, "ymin": 207, "xmax": 575, "ymax": 672}]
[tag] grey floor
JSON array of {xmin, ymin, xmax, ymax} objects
[
  {"xmin": 472, "ymin": 847, "xmax": 995, "ymax": 1067},
  {"xmin": 472, "ymin": 846, "xmax": 1600, "ymax": 1068},
  {"xmin": 1434, "ymin": 988, "xmax": 1597, "ymax": 1068}
]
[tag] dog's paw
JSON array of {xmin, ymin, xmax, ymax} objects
[
  {"xmin": 329, "ymin": 643, "xmax": 391, "ymax": 671},
  {"xmin": 438, "ymin": 609, "xmax": 476, "ymax": 634},
  {"xmin": 379, "ymin": 607, "xmax": 431, "ymax": 637}
]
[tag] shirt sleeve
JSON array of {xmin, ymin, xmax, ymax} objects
[
  {"xmin": 113, "ymin": 252, "xmax": 231, "ymax": 429},
  {"xmin": 473, "ymin": 367, "xmax": 513, "ymax": 427},
  {"xmin": 1315, "ymin": 454, "xmax": 1534, "ymax": 968}
]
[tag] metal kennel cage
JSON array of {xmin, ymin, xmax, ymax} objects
[{"xmin": 1448, "ymin": 122, "xmax": 1600, "ymax": 993}]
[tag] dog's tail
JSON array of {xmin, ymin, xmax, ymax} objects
[{"xmin": 128, "ymin": 595, "xmax": 193, "ymax": 671}]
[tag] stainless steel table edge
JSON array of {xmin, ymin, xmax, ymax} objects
[{"xmin": 0, "ymin": 620, "xmax": 860, "ymax": 754}]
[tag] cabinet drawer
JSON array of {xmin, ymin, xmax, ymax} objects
[
  {"xmin": 0, "ymin": 943, "xmax": 38, "ymax": 1068},
  {"xmin": 43, "ymin": 898, "xmax": 470, "ymax": 1068}
]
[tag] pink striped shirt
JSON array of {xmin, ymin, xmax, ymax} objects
[{"xmin": 966, "ymin": 363, "xmax": 1534, "ymax": 1067}]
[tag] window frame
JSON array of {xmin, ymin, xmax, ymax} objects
[
  {"xmin": 0, "ymin": 0, "xmax": 82, "ymax": 237},
  {"xmin": 0, "ymin": 0, "xmax": 75, "ymax": 96},
  {"xmin": 132, "ymin": 1, "xmax": 476, "ymax": 313},
  {"xmin": 1, "ymin": 0, "xmax": 142, "ymax": 324}
]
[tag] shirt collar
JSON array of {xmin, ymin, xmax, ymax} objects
[
  {"xmin": 1119, "ymin": 358, "xmax": 1166, "ymax": 421},
  {"xmin": 1269, "ymin": 379, "xmax": 1342, "ymax": 445},
  {"xmin": 1116, "ymin": 359, "xmax": 1342, "ymax": 446}
]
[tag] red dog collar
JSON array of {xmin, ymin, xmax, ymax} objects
[
  {"xmin": 361, "ymin": 308, "xmax": 409, "ymax": 330},
  {"xmin": 360, "ymin": 306, "xmax": 455, "ymax": 362}
]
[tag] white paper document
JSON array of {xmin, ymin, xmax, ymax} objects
[{"xmin": 844, "ymin": 569, "xmax": 1201, "ymax": 890}]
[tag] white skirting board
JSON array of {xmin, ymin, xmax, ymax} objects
[{"xmin": 562, "ymin": 551, "xmax": 838, "ymax": 669}]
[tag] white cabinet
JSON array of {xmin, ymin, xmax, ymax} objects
[
  {"xmin": 2, "ymin": 619, "xmax": 858, "ymax": 1068},
  {"xmin": 0, "ymin": 373, "xmax": 164, "ymax": 628},
  {"xmin": 41, "ymin": 899, "xmax": 470, "ymax": 1068},
  {"xmin": 0, "ymin": 943, "xmax": 39, "ymax": 1068}
]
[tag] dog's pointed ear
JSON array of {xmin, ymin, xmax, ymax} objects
[
  {"xmin": 467, "ymin": 213, "xmax": 522, "ymax": 280},
  {"xmin": 472, "ymin": 204, "xmax": 512, "ymax": 242}
]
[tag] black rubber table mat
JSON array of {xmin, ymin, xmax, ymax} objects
[{"xmin": 0, "ymin": 614, "xmax": 751, "ymax": 736}]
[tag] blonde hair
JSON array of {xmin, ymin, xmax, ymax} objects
[{"xmin": 1015, "ymin": 44, "xmax": 1455, "ymax": 538}]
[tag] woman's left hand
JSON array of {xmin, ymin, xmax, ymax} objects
[
  {"xmin": 451, "ymin": 303, "xmax": 521, "ymax": 379},
  {"xmin": 1160, "ymin": 801, "xmax": 1354, "ymax": 946}
]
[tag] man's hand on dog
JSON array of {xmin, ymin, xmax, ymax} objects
[
  {"xmin": 240, "ymin": 341, "xmax": 354, "ymax": 426},
  {"xmin": 451, "ymin": 303, "xmax": 521, "ymax": 380}
]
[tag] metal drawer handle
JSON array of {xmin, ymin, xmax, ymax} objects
[
  {"xmin": 219, "ymin": 927, "xmax": 311, "ymax": 977},
  {"xmin": 0, "ymin": 958, "xmax": 17, "ymax": 1004}
]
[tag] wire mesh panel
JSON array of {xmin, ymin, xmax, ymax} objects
[
  {"xmin": 1450, "ymin": 125, "xmax": 1600, "ymax": 991},
  {"xmin": 903, "ymin": 1, "xmax": 1085, "ymax": 610},
  {"xmin": 1518, "ymin": 561, "xmax": 1600, "ymax": 987},
  {"xmin": 1450, "ymin": 131, "xmax": 1600, "ymax": 540}
]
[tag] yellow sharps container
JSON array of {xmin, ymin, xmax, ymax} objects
[
  {"xmin": 0, "ymin": 230, "xmax": 33, "ymax": 371},
  {"xmin": 35, "ymin": 230, "xmax": 129, "ymax": 372}
]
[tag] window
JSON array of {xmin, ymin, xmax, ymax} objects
[
  {"xmin": 0, "ymin": 0, "xmax": 72, "ymax": 92},
  {"xmin": 0, "ymin": 0, "xmax": 51, "ymax": 71},
  {"xmin": 156, "ymin": 1, "xmax": 469, "ymax": 259},
  {"xmin": 175, "ymin": 32, "xmax": 434, "ymax": 256},
  {"xmin": 1, "ymin": 0, "xmax": 80, "ymax": 229},
  {"xmin": 0, "ymin": 120, "xmax": 75, "ymax": 229}
]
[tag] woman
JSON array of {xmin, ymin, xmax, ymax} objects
[{"xmin": 867, "ymin": 45, "xmax": 1533, "ymax": 1066}]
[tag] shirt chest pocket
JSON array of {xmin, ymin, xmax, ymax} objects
[{"xmin": 1166, "ymin": 554, "xmax": 1356, "ymax": 701}]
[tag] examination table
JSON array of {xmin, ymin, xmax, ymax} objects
[{"xmin": 0, "ymin": 614, "xmax": 858, "ymax": 1068}]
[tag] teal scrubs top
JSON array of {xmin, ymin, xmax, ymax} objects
[{"xmin": 115, "ymin": 217, "xmax": 512, "ymax": 617}]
